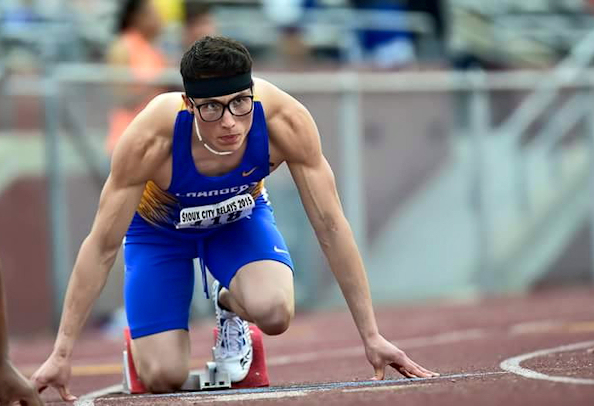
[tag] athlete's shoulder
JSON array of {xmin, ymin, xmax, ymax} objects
[
  {"xmin": 113, "ymin": 92, "xmax": 180, "ymax": 151},
  {"xmin": 253, "ymin": 78, "xmax": 303, "ymax": 117},
  {"xmin": 146, "ymin": 92, "xmax": 186, "ymax": 130},
  {"xmin": 253, "ymin": 78, "xmax": 320, "ymax": 163},
  {"xmin": 110, "ymin": 92, "xmax": 182, "ymax": 185}
]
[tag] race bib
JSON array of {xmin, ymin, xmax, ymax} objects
[{"xmin": 175, "ymin": 194, "xmax": 255, "ymax": 229}]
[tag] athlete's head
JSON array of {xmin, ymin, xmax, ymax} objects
[{"xmin": 180, "ymin": 36, "xmax": 254, "ymax": 155}]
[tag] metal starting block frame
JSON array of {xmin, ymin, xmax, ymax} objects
[
  {"xmin": 122, "ymin": 351, "xmax": 232, "ymax": 394},
  {"xmin": 182, "ymin": 362, "xmax": 231, "ymax": 391}
]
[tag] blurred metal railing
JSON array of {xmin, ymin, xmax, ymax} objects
[
  {"xmin": 487, "ymin": 27, "xmax": 594, "ymax": 288},
  {"xmin": 8, "ymin": 63, "xmax": 594, "ymax": 91}
]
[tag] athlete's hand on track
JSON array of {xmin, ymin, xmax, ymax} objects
[
  {"xmin": 0, "ymin": 360, "xmax": 44, "ymax": 405},
  {"xmin": 364, "ymin": 334, "xmax": 439, "ymax": 380},
  {"xmin": 31, "ymin": 353, "xmax": 77, "ymax": 402}
]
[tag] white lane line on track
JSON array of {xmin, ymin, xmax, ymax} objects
[
  {"xmin": 179, "ymin": 390, "xmax": 308, "ymax": 402},
  {"xmin": 499, "ymin": 340, "xmax": 594, "ymax": 385},
  {"xmin": 342, "ymin": 383, "xmax": 424, "ymax": 393},
  {"xmin": 90, "ymin": 371, "xmax": 509, "ymax": 403},
  {"xmin": 509, "ymin": 320, "xmax": 564, "ymax": 335}
]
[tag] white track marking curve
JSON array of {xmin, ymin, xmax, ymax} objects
[{"xmin": 500, "ymin": 340, "xmax": 594, "ymax": 385}]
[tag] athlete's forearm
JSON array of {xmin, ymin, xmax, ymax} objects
[
  {"xmin": 53, "ymin": 236, "xmax": 117, "ymax": 359},
  {"xmin": 316, "ymin": 217, "xmax": 380, "ymax": 343}
]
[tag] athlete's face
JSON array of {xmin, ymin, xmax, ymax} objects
[{"xmin": 187, "ymin": 89, "xmax": 254, "ymax": 154}]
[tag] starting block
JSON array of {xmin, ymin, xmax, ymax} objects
[
  {"xmin": 122, "ymin": 328, "xmax": 147, "ymax": 394},
  {"xmin": 122, "ymin": 325, "xmax": 269, "ymax": 394}
]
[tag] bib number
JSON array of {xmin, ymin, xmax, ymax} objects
[{"xmin": 176, "ymin": 194, "xmax": 255, "ymax": 229}]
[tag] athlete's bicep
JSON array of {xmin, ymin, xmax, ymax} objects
[
  {"xmin": 275, "ymin": 100, "xmax": 347, "ymax": 234},
  {"xmin": 90, "ymin": 93, "xmax": 173, "ymax": 249}
]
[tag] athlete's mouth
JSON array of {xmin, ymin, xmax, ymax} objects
[{"xmin": 218, "ymin": 134, "xmax": 241, "ymax": 145}]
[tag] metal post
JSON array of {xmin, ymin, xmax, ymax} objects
[
  {"xmin": 44, "ymin": 70, "xmax": 70, "ymax": 326},
  {"xmin": 339, "ymin": 71, "xmax": 366, "ymax": 256},
  {"xmin": 586, "ymin": 89, "xmax": 594, "ymax": 284},
  {"xmin": 514, "ymin": 146, "xmax": 530, "ymax": 214},
  {"xmin": 469, "ymin": 70, "xmax": 493, "ymax": 290}
]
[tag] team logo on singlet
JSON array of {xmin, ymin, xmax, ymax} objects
[
  {"xmin": 174, "ymin": 182, "xmax": 258, "ymax": 198},
  {"xmin": 175, "ymin": 194, "xmax": 255, "ymax": 229}
]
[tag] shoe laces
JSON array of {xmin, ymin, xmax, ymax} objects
[{"xmin": 215, "ymin": 315, "xmax": 249, "ymax": 358}]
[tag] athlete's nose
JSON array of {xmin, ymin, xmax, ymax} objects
[{"xmin": 220, "ymin": 107, "xmax": 236, "ymax": 129}]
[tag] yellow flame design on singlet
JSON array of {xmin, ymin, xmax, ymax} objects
[
  {"xmin": 137, "ymin": 181, "xmax": 179, "ymax": 226},
  {"xmin": 248, "ymin": 180, "xmax": 264, "ymax": 200}
]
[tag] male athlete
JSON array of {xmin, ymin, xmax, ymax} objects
[{"xmin": 32, "ymin": 36, "xmax": 438, "ymax": 399}]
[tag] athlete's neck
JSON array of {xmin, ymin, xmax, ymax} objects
[{"xmin": 191, "ymin": 126, "xmax": 248, "ymax": 177}]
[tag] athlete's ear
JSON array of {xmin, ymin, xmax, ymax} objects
[{"xmin": 181, "ymin": 94, "xmax": 193, "ymax": 112}]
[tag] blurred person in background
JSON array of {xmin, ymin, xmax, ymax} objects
[
  {"xmin": 153, "ymin": 0, "xmax": 183, "ymax": 26},
  {"xmin": 447, "ymin": 2, "xmax": 498, "ymax": 71},
  {"xmin": 350, "ymin": 0, "xmax": 416, "ymax": 68},
  {"xmin": 406, "ymin": 0, "xmax": 447, "ymax": 62},
  {"xmin": 0, "ymin": 259, "xmax": 43, "ymax": 405},
  {"xmin": 262, "ymin": 0, "xmax": 313, "ymax": 68},
  {"xmin": 182, "ymin": 1, "xmax": 217, "ymax": 51},
  {"xmin": 1, "ymin": 0, "xmax": 43, "ymax": 30},
  {"xmin": 105, "ymin": 0, "xmax": 168, "ymax": 154},
  {"xmin": 31, "ymin": 35, "xmax": 438, "ymax": 398},
  {"xmin": 1, "ymin": 0, "xmax": 44, "ymax": 71},
  {"xmin": 446, "ymin": 1, "xmax": 502, "ymax": 132}
]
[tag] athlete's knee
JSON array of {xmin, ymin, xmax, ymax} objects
[
  {"xmin": 140, "ymin": 359, "xmax": 189, "ymax": 393},
  {"xmin": 250, "ymin": 294, "xmax": 294, "ymax": 336}
]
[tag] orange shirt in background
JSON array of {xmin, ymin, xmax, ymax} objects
[{"xmin": 106, "ymin": 30, "xmax": 168, "ymax": 153}]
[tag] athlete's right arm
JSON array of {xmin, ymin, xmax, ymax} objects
[
  {"xmin": 55, "ymin": 174, "xmax": 148, "ymax": 345},
  {"xmin": 31, "ymin": 94, "xmax": 173, "ymax": 401}
]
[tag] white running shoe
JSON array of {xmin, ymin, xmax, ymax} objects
[{"xmin": 212, "ymin": 280, "xmax": 253, "ymax": 382}]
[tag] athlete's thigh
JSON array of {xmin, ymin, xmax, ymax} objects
[
  {"xmin": 124, "ymin": 233, "xmax": 197, "ymax": 340},
  {"xmin": 203, "ymin": 203, "xmax": 294, "ymax": 290}
]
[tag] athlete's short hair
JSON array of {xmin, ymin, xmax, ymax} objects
[{"xmin": 180, "ymin": 36, "xmax": 252, "ymax": 81}]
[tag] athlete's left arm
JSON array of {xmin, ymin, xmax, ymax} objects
[{"xmin": 279, "ymin": 100, "xmax": 439, "ymax": 380}]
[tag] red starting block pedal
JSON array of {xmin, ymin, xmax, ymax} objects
[
  {"xmin": 122, "ymin": 324, "xmax": 269, "ymax": 394},
  {"xmin": 122, "ymin": 326, "xmax": 231, "ymax": 394},
  {"xmin": 122, "ymin": 327, "xmax": 148, "ymax": 394},
  {"xmin": 213, "ymin": 325, "xmax": 270, "ymax": 388}
]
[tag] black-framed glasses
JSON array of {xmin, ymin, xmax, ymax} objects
[{"xmin": 190, "ymin": 95, "xmax": 254, "ymax": 122}]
